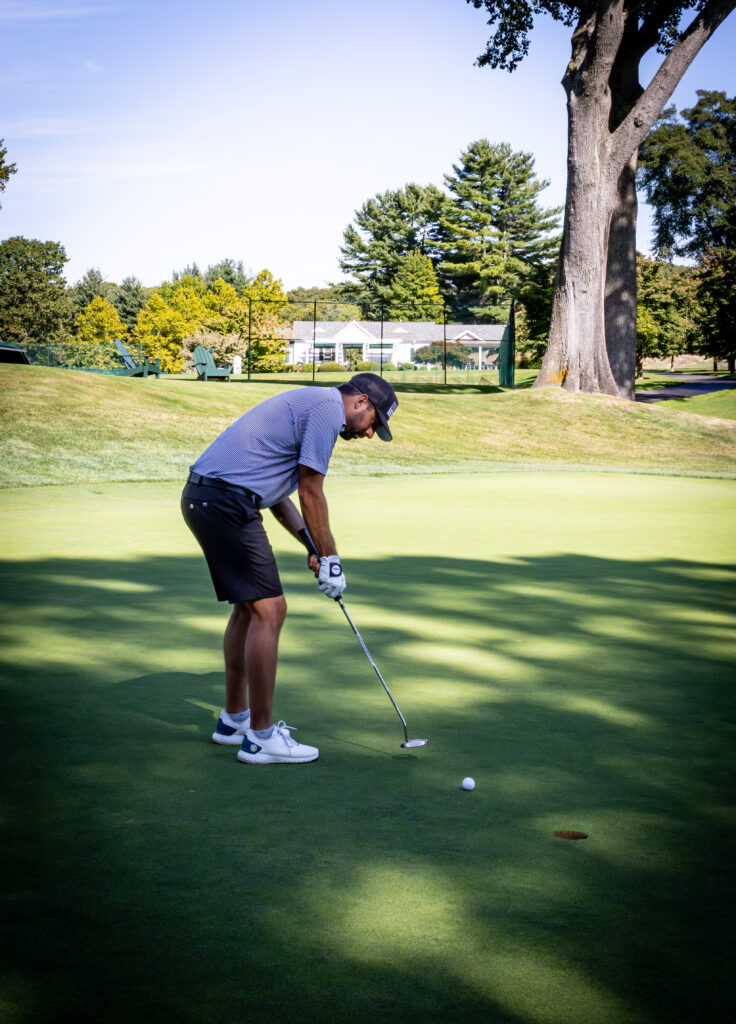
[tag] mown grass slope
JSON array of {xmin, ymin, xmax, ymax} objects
[{"xmin": 2, "ymin": 364, "xmax": 736, "ymax": 486}]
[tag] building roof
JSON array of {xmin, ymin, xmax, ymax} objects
[{"xmin": 290, "ymin": 320, "xmax": 506, "ymax": 345}]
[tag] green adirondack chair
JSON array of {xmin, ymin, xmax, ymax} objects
[
  {"xmin": 193, "ymin": 345, "xmax": 232, "ymax": 382},
  {"xmin": 114, "ymin": 338, "xmax": 162, "ymax": 378}
]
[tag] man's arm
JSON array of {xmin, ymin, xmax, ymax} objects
[
  {"xmin": 297, "ymin": 465, "xmax": 337, "ymax": 557},
  {"xmin": 269, "ymin": 496, "xmax": 320, "ymax": 572}
]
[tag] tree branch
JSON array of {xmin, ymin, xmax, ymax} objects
[
  {"xmin": 610, "ymin": 0, "xmax": 736, "ymax": 168},
  {"xmin": 631, "ymin": 0, "xmax": 690, "ymax": 60}
]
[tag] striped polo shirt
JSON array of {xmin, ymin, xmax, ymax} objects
[{"xmin": 190, "ymin": 386, "xmax": 346, "ymax": 508}]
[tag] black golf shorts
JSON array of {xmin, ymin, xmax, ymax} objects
[{"xmin": 181, "ymin": 480, "xmax": 283, "ymax": 604}]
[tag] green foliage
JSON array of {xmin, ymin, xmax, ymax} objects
[
  {"xmin": 113, "ymin": 276, "xmax": 150, "ymax": 332},
  {"xmin": 636, "ymin": 255, "xmax": 699, "ymax": 375},
  {"xmin": 204, "ymin": 259, "xmax": 251, "ymax": 293},
  {"xmin": 0, "ymin": 138, "xmax": 18, "ymax": 208},
  {"xmin": 638, "ymin": 91, "xmax": 736, "ymax": 260},
  {"xmin": 70, "ymin": 268, "xmax": 114, "ymax": 316},
  {"xmin": 413, "ymin": 343, "xmax": 471, "ymax": 368},
  {"xmin": 386, "ymin": 251, "xmax": 443, "ymax": 321},
  {"xmin": 317, "ymin": 361, "xmax": 346, "ymax": 372},
  {"xmin": 400, "ymin": 362, "xmax": 416, "ymax": 371},
  {"xmin": 356, "ymin": 361, "xmax": 375, "ymax": 371},
  {"xmin": 464, "ymin": 2, "xmax": 700, "ymax": 72},
  {"xmin": 438, "ymin": 139, "xmax": 561, "ymax": 320},
  {"xmin": 0, "ymin": 236, "xmax": 71, "ymax": 345},
  {"xmin": 345, "ymin": 348, "xmax": 364, "ymax": 370},
  {"xmin": 638, "ymin": 91, "xmax": 736, "ymax": 370},
  {"xmin": 340, "ymin": 183, "xmax": 445, "ymax": 307},
  {"xmin": 694, "ymin": 247, "xmax": 736, "ymax": 368},
  {"xmin": 287, "ymin": 285, "xmax": 363, "ymax": 322}
]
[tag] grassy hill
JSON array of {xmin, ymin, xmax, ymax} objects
[{"xmin": 2, "ymin": 364, "xmax": 736, "ymax": 487}]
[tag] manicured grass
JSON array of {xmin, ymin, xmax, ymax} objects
[
  {"xmin": 2, "ymin": 364, "xmax": 736, "ymax": 486},
  {"xmin": 659, "ymin": 387, "xmax": 736, "ymax": 420},
  {"xmin": 2, "ymin": 474, "xmax": 735, "ymax": 1024}
]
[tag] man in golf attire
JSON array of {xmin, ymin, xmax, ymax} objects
[{"xmin": 181, "ymin": 373, "xmax": 398, "ymax": 765}]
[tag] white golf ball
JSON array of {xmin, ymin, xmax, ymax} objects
[{"xmin": 462, "ymin": 777, "xmax": 475, "ymax": 791}]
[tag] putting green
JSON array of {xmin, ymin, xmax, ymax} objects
[{"xmin": 2, "ymin": 474, "xmax": 735, "ymax": 1024}]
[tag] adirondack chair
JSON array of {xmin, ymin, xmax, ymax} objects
[
  {"xmin": 114, "ymin": 338, "xmax": 162, "ymax": 378},
  {"xmin": 193, "ymin": 345, "xmax": 232, "ymax": 382}
]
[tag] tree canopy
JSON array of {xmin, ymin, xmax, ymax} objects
[
  {"xmin": 439, "ymin": 139, "xmax": 560, "ymax": 320},
  {"xmin": 0, "ymin": 138, "xmax": 17, "ymax": 210},
  {"xmin": 465, "ymin": 0, "xmax": 736, "ymax": 396},
  {"xmin": 638, "ymin": 90, "xmax": 736, "ymax": 259},
  {"xmin": 0, "ymin": 236, "xmax": 71, "ymax": 346}
]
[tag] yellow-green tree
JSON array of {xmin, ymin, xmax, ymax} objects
[
  {"xmin": 135, "ymin": 294, "xmax": 187, "ymax": 373},
  {"xmin": 243, "ymin": 269, "xmax": 289, "ymax": 372},
  {"xmin": 74, "ymin": 296, "xmax": 127, "ymax": 368}
]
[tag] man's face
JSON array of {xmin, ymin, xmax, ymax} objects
[{"xmin": 340, "ymin": 395, "xmax": 377, "ymax": 441}]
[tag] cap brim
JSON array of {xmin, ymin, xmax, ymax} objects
[{"xmin": 375, "ymin": 410, "xmax": 392, "ymax": 442}]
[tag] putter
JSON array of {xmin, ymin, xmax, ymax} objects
[{"xmin": 336, "ymin": 598, "xmax": 428, "ymax": 750}]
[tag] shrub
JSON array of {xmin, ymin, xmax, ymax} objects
[
  {"xmin": 317, "ymin": 361, "xmax": 347, "ymax": 372},
  {"xmin": 400, "ymin": 362, "xmax": 415, "ymax": 371},
  {"xmin": 356, "ymin": 361, "xmax": 373, "ymax": 371},
  {"xmin": 382, "ymin": 362, "xmax": 396, "ymax": 372}
]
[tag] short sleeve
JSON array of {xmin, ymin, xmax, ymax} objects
[{"xmin": 297, "ymin": 398, "xmax": 342, "ymax": 475}]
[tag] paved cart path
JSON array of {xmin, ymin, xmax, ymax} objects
[{"xmin": 636, "ymin": 373, "xmax": 736, "ymax": 403}]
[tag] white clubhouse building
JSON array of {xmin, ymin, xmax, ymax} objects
[{"xmin": 288, "ymin": 320, "xmax": 507, "ymax": 368}]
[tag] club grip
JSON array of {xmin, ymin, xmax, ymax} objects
[{"xmin": 298, "ymin": 527, "xmax": 319, "ymax": 560}]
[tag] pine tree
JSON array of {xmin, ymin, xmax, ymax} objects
[
  {"xmin": 340, "ymin": 183, "xmax": 445, "ymax": 310},
  {"xmin": 70, "ymin": 268, "xmax": 113, "ymax": 315},
  {"xmin": 386, "ymin": 251, "xmax": 443, "ymax": 321},
  {"xmin": 439, "ymin": 140, "xmax": 560, "ymax": 321},
  {"xmin": 113, "ymin": 276, "xmax": 149, "ymax": 332}
]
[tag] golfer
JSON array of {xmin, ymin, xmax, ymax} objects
[{"xmin": 181, "ymin": 373, "xmax": 398, "ymax": 766}]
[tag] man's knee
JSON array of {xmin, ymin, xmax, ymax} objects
[{"xmin": 250, "ymin": 594, "xmax": 287, "ymax": 629}]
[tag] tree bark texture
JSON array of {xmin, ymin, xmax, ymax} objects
[{"xmin": 534, "ymin": 0, "xmax": 736, "ymax": 396}]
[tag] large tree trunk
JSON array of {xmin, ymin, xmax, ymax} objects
[
  {"xmin": 605, "ymin": 36, "xmax": 643, "ymax": 401},
  {"xmin": 533, "ymin": 0, "xmax": 735, "ymax": 396},
  {"xmin": 534, "ymin": 22, "xmax": 621, "ymax": 395},
  {"xmin": 605, "ymin": 155, "xmax": 638, "ymax": 398}
]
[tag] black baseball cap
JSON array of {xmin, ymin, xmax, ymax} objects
[{"xmin": 349, "ymin": 373, "xmax": 398, "ymax": 442}]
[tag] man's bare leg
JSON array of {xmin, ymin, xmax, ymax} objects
[
  {"xmin": 224, "ymin": 596, "xmax": 287, "ymax": 728},
  {"xmin": 223, "ymin": 602, "xmax": 251, "ymax": 715},
  {"xmin": 243, "ymin": 595, "xmax": 287, "ymax": 731}
]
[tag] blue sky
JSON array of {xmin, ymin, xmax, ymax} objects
[{"xmin": 1, "ymin": 0, "xmax": 734, "ymax": 289}]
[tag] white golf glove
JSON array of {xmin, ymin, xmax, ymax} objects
[{"xmin": 318, "ymin": 555, "xmax": 346, "ymax": 599}]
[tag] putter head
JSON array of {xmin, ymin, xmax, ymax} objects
[{"xmin": 401, "ymin": 739, "xmax": 428, "ymax": 748}]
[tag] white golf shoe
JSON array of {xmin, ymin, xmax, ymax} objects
[
  {"xmin": 237, "ymin": 722, "xmax": 319, "ymax": 765},
  {"xmin": 211, "ymin": 709, "xmax": 251, "ymax": 745}
]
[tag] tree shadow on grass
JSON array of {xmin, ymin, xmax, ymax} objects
[{"xmin": 0, "ymin": 551, "xmax": 734, "ymax": 1024}]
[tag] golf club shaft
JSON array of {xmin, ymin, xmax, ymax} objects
[{"xmin": 337, "ymin": 598, "xmax": 409, "ymax": 743}]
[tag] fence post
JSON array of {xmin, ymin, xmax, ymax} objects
[
  {"xmin": 247, "ymin": 298, "xmax": 252, "ymax": 381},
  {"xmin": 443, "ymin": 305, "xmax": 447, "ymax": 386},
  {"xmin": 380, "ymin": 303, "xmax": 384, "ymax": 377},
  {"xmin": 312, "ymin": 300, "xmax": 317, "ymax": 382}
]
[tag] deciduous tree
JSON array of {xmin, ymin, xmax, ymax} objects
[
  {"xmin": 0, "ymin": 236, "xmax": 71, "ymax": 345},
  {"xmin": 74, "ymin": 296, "xmax": 128, "ymax": 368},
  {"xmin": 135, "ymin": 294, "xmax": 188, "ymax": 373},
  {"xmin": 466, "ymin": 0, "xmax": 736, "ymax": 398},
  {"xmin": 0, "ymin": 138, "xmax": 17, "ymax": 209}
]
